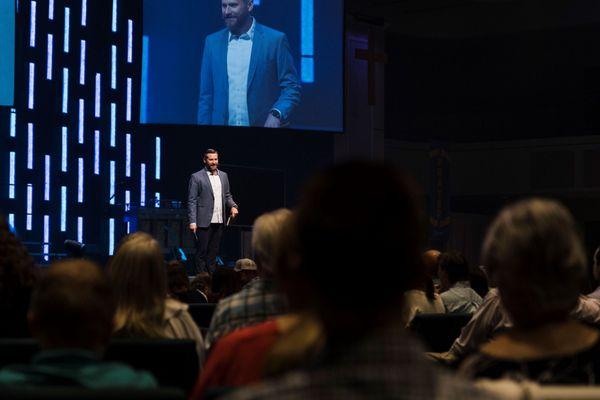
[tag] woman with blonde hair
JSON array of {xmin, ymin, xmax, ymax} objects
[{"xmin": 107, "ymin": 232, "xmax": 204, "ymax": 362}]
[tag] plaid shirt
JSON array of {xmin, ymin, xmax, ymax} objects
[
  {"xmin": 204, "ymin": 277, "xmax": 287, "ymax": 350},
  {"xmin": 223, "ymin": 324, "xmax": 506, "ymax": 400}
]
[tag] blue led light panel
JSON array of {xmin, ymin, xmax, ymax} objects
[{"xmin": 0, "ymin": 0, "xmax": 16, "ymax": 105}]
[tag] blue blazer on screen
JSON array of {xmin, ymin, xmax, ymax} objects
[{"xmin": 197, "ymin": 23, "xmax": 301, "ymax": 127}]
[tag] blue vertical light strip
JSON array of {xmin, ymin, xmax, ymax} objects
[
  {"xmin": 61, "ymin": 127, "xmax": 67, "ymax": 171},
  {"xmin": 78, "ymin": 99, "xmax": 84, "ymax": 143},
  {"xmin": 46, "ymin": 34, "xmax": 53, "ymax": 80},
  {"xmin": 108, "ymin": 218, "xmax": 115, "ymax": 255},
  {"xmin": 94, "ymin": 130, "xmax": 100, "ymax": 174},
  {"xmin": 125, "ymin": 190, "xmax": 130, "ymax": 211},
  {"xmin": 95, "ymin": 73, "xmax": 101, "ymax": 117},
  {"xmin": 29, "ymin": 1, "xmax": 36, "ymax": 47},
  {"xmin": 109, "ymin": 161, "xmax": 115, "ymax": 205},
  {"xmin": 79, "ymin": 40, "xmax": 86, "ymax": 84},
  {"xmin": 28, "ymin": 63, "xmax": 35, "ymax": 109},
  {"xmin": 62, "ymin": 68, "xmax": 69, "ymax": 113},
  {"xmin": 8, "ymin": 214, "xmax": 15, "ymax": 230},
  {"xmin": 63, "ymin": 7, "xmax": 70, "ymax": 53},
  {"xmin": 60, "ymin": 186, "xmax": 67, "ymax": 231},
  {"xmin": 43, "ymin": 215, "xmax": 49, "ymax": 261},
  {"xmin": 81, "ymin": 0, "xmax": 87, "ymax": 26},
  {"xmin": 10, "ymin": 109, "xmax": 16, "ymax": 137},
  {"xmin": 111, "ymin": 0, "xmax": 117, "ymax": 32},
  {"xmin": 110, "ymin": 103, "xmax": 116, "ymax": 147},
  {"xmin": 301, "ymin": 58, "xmax": 314, "ymax": 83},
  {"xmin": 26, "ymin": 184, "xmax": 33, "ymax": 230},
  {"xmin": 48, "ymin": 0, "xmax": 53, "ymax": 20},
  {"xmin": 111, "ymin": 45, "xmax": 117, "ymax": 89},
  {"xmin": 155, "ymin": 137, "xmax": 161, "ymax": 179},
  {"xmin": 27, "ymin": 123, "xmax": 33, "ymax": 169},
  {"xmin": 125, "ymin": 133, "xmax": 131, "ymax": 177},
  {"xmin": 8, "ymin": 152, "xmax": 15, "ymax": 199},
  {"xmin": 77, "ymin": 158, "xmax": 84, "ymax": 203},
  {"xmin": 300, "ymin": 0, "xmax": 314, "ymax": 83},
  {"xmin": 154, "ymin": 192, "xmax": 160, "ymax": 208},
  {"xmin": 126, "ymin": 77, "xmax": 132, "ymax": 121},
  {"xmin": 140, "ymin": 36, "xmax": 149, "ymax": 123},
  {"xmin": 44, "ymin": 155, "xmax": 50, "ymax": 201},
  {"xmin": 77, "ymin": 217, "xmax": 83, "ymax": 242},
  {"xmin": 140, "ymin": 163, "xmax": 146, "ymax": 207},
  {"xmin": 127, "ymin": 19, "xmax": 133, "ymax": 63}
]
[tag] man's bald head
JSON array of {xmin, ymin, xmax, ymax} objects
[{"xmin": 29, "ymin": 259, "xmax": 115, "ymax": 352}]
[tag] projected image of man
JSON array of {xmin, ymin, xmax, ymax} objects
[{"xmin": 197, "ymin": 0, "xmax": 301, "ymax": 128}]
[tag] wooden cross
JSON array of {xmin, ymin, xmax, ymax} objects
[{"xmin": 354, "ymin": 28, "xmax": 388, "ymax": 106}]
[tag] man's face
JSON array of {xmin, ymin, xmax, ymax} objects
[
  {"xmin": 221, "ymin": 0, "xmax": 253, "ymax": 32},
  {"xmin": 204, "ymin": 153, "xmax": 219, "ymax": 172}
]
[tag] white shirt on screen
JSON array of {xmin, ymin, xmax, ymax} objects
[
  {"xmin": 208, "ymin": 171, "xmax": 223, "ymax": 224},
  {"xmin": 227, "ymin": 18, "xmax": 256, "ymax": 127}
]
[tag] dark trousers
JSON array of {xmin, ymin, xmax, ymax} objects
[{"xmin": 194, "ymin": 223, "xmax": 224, "ymax": 274}]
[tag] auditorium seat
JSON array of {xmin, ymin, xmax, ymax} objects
[
  {"xmin": 0, "ymin": 387, "xmax": 185, "ymax": 400},
  {"xmin": 409, "ymin": 313, "xmax": 472, "ymax": 352},
  {"xmin": 187, "ymin": 303, "xmax": 217, "ymax": 329},
  {"xmin": 0, "ymin": 339, "xmax": 38, "ymax": 367}
]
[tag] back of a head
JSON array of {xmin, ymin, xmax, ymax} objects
[
  {"xmin": 438, "ymin": 251, "xmax": 470, "ymax": 284},
  {"xmin": 0, "ymin": 214, "xmax": 36, "ymax": 303},
  {"xmin": 286, "ymin": 161, "xmax": 424, "ymax": 333},
  {"xmin": 482, "ymin": 198, "xmax": 586, "ymax": 329},
  {"xmin": 167, "ymin": 260, "xmax": 190, "ymax": 295},
  {"xmin": 30, "ymin": 259, "xmax": 114, "ymax": 351},
  {"xmin": 251, "ymin": 209, "xmax": 292, "ymax": 276},
  {"xmin": 107, "ymin": 232, "xmax": 167, "ymax": 337}
]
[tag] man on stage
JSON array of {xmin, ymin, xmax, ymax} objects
[
  {"xmin": 188, "ymin": 149, "xmax": 239, "ymax": 274},
  {"xmin": 197, "ymin": 0, "xmax": 301, "ymax": 128}
]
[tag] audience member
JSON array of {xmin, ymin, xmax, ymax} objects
[
  {"xmin": 107, "ymin": 232, "xmax": 205, "ymax": 362},
  {"xmin": 204, "ymin": 209, "xmax": 290, "ymax": 350},
  {"xmin": 0, "ymin": 259, "xmax": 157, "ymax": 388},
  {"xmin": 190, "ymin": 272, "xmax": 212, "ymax": 303},
  {"xmin": 224, "ymin": 161, "xmax": 497, "ymax": 400},
  {"xmin": 438, "ymin": 251, "xmax": 483, "ymax": 314},
  {"xmin": 167, "ymin": 260, "xmax": 207, "ymax": 303},
  {"xmin": 234, "ymin": 258, "xmax": 258, "ymax": 287},
  {"xmin": 0, "ymin": 214, "xmax": 37, "ymax": 338},
  {"xmin": 210, "ymin": 266, "xmax": 240, "ymax": 302},
  {"xmin": 459, "ymin": 199, "xmax": 600, "ymax": 384},
  {"xmin": 587, "ymin": 246, "xmax": 600, "ymax": 301}
]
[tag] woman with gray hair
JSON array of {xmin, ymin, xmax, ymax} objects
[{"xmin": 459, "ymin": 198, "xmax": 600, "ymax": 384}]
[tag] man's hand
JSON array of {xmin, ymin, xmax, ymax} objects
[
  {"xmin": 264, "ymin": 114, "xmax": 281, "ymax": 128},
  {"xmin": 230, "ymin": 207, "xmax": 239, "ymax": 219},
  {"xmin": 189, "ymin": 223, "xmax": 197, "ymax": 233}
]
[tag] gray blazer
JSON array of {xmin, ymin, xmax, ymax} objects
[{"xmin": 188, "ymin": 168, "xmax": 237, "ymax": 228}]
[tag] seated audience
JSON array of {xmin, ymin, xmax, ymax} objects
[
  {"xmin": 107, "ymin": 232, "xmax": 205, "ymax": 363},
  {"xmin": 190, "ymin": 272, "xmax": 212, "ymax": 303},
  {"xmin": 0, "ymin": 214, "xmax": 37, "ymax": 338},
  {"xmin": 401, "ymin": 252, "xmax": 445, "ymax": 327},
  {"xmin": 438, "ymin": 251, "xmax": 483, "ymax": 314},
  {"xmin": 587, "ymin": 246, "xmax": 600, "ymax": 301},
  {"xmin": 224, "ymin": 161, "xmax": 497, "ymax": 400},
  {"xmin": 204, "ymin": 209, "xmax": 290, "ymax": 350},
  {"xmin": 167, "ymin": 260, "xmax": 207, "ymax": 304},
  {"xmin": 423, "ymin": 249, "xmax": 441, "ymax": 288},
  {"xmin": 0, "ymin": 259, "xmax": 157, "ymax": 388},
  {"xmin": 234, "ymin": 258, "xmax": 259, "ymax": 287},
  {"xmin": 210, "ymin": 266, "xmax": 240, "ymax": 302},
  {"xmin": 459, "ymin": 199, "xmax": 600, "ymax": 384}
]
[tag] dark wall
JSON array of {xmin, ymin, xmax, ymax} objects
[{"xmin": 386, "ymin": 24, "xmax": 600, "ymax": 142}]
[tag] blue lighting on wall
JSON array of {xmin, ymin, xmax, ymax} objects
[
  {"xmin": 78, "ymin": 99, "xmax": 84, "ymax": 143},
  {"xmin": 81, "ymin": 0, "xmax": 87, "ymax": 26},
  {"xmin": 109, "ymin": 218, "xmax": 115, "ymax": 255},
  {"xmin": 9, "ymin": 152, "xmax": 15, "ymax": 199},
  {"xmin": 127, "ymin": 19, "xmax": 133, "ymax": 63},
  {"xmin": 64, "ymin": 7, "xmax": 70, "ymax": 53},
  {"xmin": 94, "ymin": 130, "xmax": 100, "ymax": 174},
  {"xmin": 125, "ymin": 190, "xmax": 130, "ymax": 211},
  {"xmin": 48, "ymin": 0, "xmax": 53, "ymax": 20},
  {"xmin": 300, "ymin": 0, "xmax": 314, "ymax": 83},
  {"xmin": 60, "ymin": 186, "xmax": 67, "ymax": 232},
  {"xmin": 61, "ymin": 127, "xmax": 67, "ymax": 172},
  {"xmin": 155, "ymin": 137, "xmax": 161, "ymax": 180},
  {"xmin": 111, "ymin": 0, "xmax": 117, "ymax": 32},
  {"xmin": 154, "ymin": 192, "xmax": 160, "ymax": 208},
  {"xmin": 140, "ymin": 163, "xmax": 146, "ymax": 207},
  {"xmin": 28, "ymin": 62, "xmax": 35, "ymax": 109},
  {"xmin": 301, "ymin": 57, "xmax": 314, "ymax": 83},
  {"xmin": 44, "ymin": 155, "xmax": 50, "ymax": 201},
  {"xmin": 77, "ymin": 217, "xmax": 83, "ymax": 242},
  {"xmin": 27, "ymin": 123, "xmax": 33, "ymax": 169},
  {"xmin": 109, "ymin": 160, "xmax": 115, "ymax": 205},
  {"xmin": 95, "ymin": 73, "xmax": 101, "ymax": 117},
  {"xmin": 125, "ymin": 133, "xmax": 131, "ymax": 177},
  {"xmin": 62, "ymin": 68, "xmax": 69, "ymax": 113},
  {"xmin": 79, "ymin": 39, "xmax": 86, "ymax": 84},
  {"xmin": 77, "ymin": 158, "xmax": 84, "ymax": 203},
  {"xmin": 29, "ymin": 1, "xmax": 36, "ymax": 47},
  {"xmin": 111, "ymin": 45, "xmax": 117, "ymax": 89},
  {"xmin": 8, "ymin": 214, "xmax": 15, "ymax": 231},
  {"xmin": 140, "ymin": 35, "xmax": 149, "ymax": 123},
  {"xmin": 46, "ymin": 34, "xmax": 53, "ymax": 80},
  {"xmin": 43, "ymin": 215, "xmax": 49, "ymax": 261},
  {"xmin": 26, "ymin": 184, "xmax": 33, "ymax": 231},
  {"xmin": 110, "ymin": 103, "xmax": 116, "ymax": 146},
  {"xmin": 126, "ymin": 77, "xmax": 132, "ymax": 121},
  {"xmin": 10, "ymin": 109, "xmax": 16, "ymax": 137}
]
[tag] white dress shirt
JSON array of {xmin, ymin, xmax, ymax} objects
[
  {"xmin": 208, "ymin": 171, "xmax": 223, "ymax": 224},
  {"xmin": 227, "ymin": 18, "xmax": 255, "ymax": 126}
]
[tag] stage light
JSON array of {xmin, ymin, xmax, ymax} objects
[
  {"xmin": 28, "ymin": 62, "xmax": 34, "ymax": 109},
  {"xmin": 127, "ymin": 19, "xmax": 133, "ymax": 63},
  {"xmin": 126, "ymin": 77, "xmax": 132, "ymax": 121},
  {"xmin": 79, "ymin": 39, "xmax": 86, "ymax": 84},
  {"xmin": 140, "ymin": 163, "xmax": 146, "ymax": 207},
  {"xmin": 78, "ymin": 99, "xmax": 84, "ymax": 143},
  {"xmin": 77, "ymin": 158, "xmax": 84, "ymax": 203},
  {"xmin": 64, "ymin": 7, "xmax": 70, "ymax": 53},
  {"xmin": 95, "ymin": 73, "xmax": 101, "ymax": 117},
  {"xmin": 109, "ymin": 160, "xmax": 115, "ymax": 205},
  {"xmin": 155, "ymin": 137, "xmax": 161, "ymax": 179},
  {"xmin": 27, "ymin": 123, "xmax": 33, "ymax": 169},
  {"xmin": 43, "ymin": 215, "xmax": 50, "ymax": 261},
  {"xmin": 62, "ymin": 68, "xmax": 69, "ymax": 113},
  {"xmin": 111, "ymin": 45, "xmax": 117, "ymax": 89},
  {"xmin": 110, "ymin": 103, "xmax": 116, "ymax": 146},
  {"xmin": 46, "ymin": 34, "xmax": 53, "ymax": 80},
  {"xmin": 109, "ymin": 218, "xmax": 115, "ymax": 255},
  {"xmin": 29, "ymin": 1, "xmax": 36, "ymax": 47},
  {"xmin": 26, "ymin": 184, "xmax": 33, "ymax": 231},
  {"xmin": 125, "ymin": 133, "xmax": 131, "ymax": 177},
  {"xmin": 61, "ymin": 127, "xmax": 68, "ymax": 171},
  {"xmin": 9, "ymin": 152, "xmax": 15, "ymax": 199},
  {"xmin": 94, "ymin": 130, "xmax": 100, "ymax": 174},
  {"xmin": 111, "ymin": 0, "xmax": 117, "ymax": 32},
  {"xmin": 10, "ymin": 109, "xmax": 16, "ymax": 137},
  {"xmin": 77, "ymin": 217, "xmax": 83, "ymax": 242},
  {"xmin": 44, "ymin": 155, "xmax": 50, "ymax": 201},
  {"xmin": 61, "ymin": 186, "xmax": 67, "ymax": 231}
]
